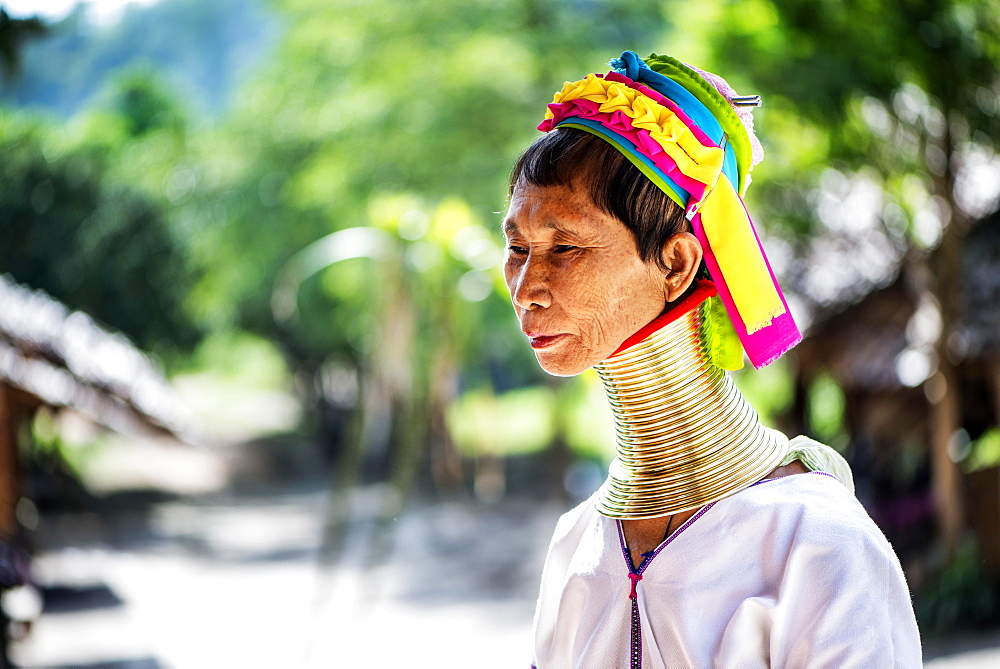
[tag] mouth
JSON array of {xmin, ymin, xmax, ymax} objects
[{"xmin": 526, "ymin": 333, "xmax": 567, "ymax": 349}]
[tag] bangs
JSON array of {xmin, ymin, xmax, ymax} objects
[{"xmin": 508, "ymin": 128, "xmax": 687, "ymax": 270}]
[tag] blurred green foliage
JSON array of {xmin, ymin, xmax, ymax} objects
[
  {"xmin": 732, "ymin": 357, "xmax": 795, "ymax": 428},
  {"xmin": 449, "ymin": 386, "xmax": 555, "ymax": 457},
  {"xmin": 964, "ymin": 428, "xmax": 1000, "ymax": 473},
  {"xmin": 1, "ymin": 0, "xmax": 679, "ymax": 499},
  {"xmin": 915, "ymin": 538, "xmax": 1000, "ymax": 635},
  {"xmin": 0, "ymin": 88, "xmax": 201, "ymax": 359},
  {"xmin": 29, "ymin": 407, "xmax": 97, "ymax": 478},
  {"xmin": 690, "ymin": 0, "xmax": 1000, "ymax": 249},
  {"xmin": 806, "ymin": 372, "xmax": 848, "ymax": 450},
  {"xmin": 449, "ymin": 372, "xmax": 618, "ymax": 462}
]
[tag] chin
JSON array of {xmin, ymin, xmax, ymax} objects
[{"xmin": 534, "ymin": 351, "xmax": 594, "ymax": 377}]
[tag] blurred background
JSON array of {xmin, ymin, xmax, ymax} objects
[{"xmin": 0, "ymin": 0, "xmax": 998, "ymax": 666}]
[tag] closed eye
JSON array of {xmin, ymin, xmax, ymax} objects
[
  {"xmin": 554, "ymin": 245, "xmax": 577, "ymax": 253},
  {"xmin": 507, "ymin": 244, "xmax": 528, "ymax": 254}
]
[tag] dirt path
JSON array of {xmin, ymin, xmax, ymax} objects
[{"xmin": 13, "ymin": 482, "xmax": 564, "ymax": 668}]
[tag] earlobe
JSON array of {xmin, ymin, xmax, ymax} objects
[{"xmin": 661, "ymin": 232, "xmax": 704, "ymax": 303}]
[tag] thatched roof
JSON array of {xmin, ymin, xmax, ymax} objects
[
  {"xmin": 0, "ymin": 273, "xmax": 189, "ymax": 438},
  {"xmin": 795, "ymin": 277, "xmax": 914, "ymax": 390}
]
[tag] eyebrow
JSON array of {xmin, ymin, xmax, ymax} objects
[{"xmin": 502, "ymin": 218, "xmax": 572, "ymax": 238}]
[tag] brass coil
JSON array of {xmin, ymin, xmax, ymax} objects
[{"xmin": 593, "ymin": 302, "xmax": 787, "ymax": 519}]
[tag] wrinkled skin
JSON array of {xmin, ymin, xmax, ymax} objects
[{"xmin": 502, "ymin": 181, "xmax": 703, "ymax": 377}]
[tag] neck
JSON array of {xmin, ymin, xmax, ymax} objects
[{"xmin": 593, "ymin": 286, "xmax": 787, "ymax": 519}]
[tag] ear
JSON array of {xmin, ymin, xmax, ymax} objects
[{"xmin": 661, "ymin": 232, "xmax": 704, "ymax": 303}]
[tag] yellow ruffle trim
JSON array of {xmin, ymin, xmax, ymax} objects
[{"xmin": 547, "ymin": 74, "xmax": 725, "ymax": 187}]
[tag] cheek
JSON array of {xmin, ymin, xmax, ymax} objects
[
  {"xmin": 563, "ymin": 283, "xmax": 617, "ymax": 318},
  {"xmin": 502, "ymin": 257, "xmax": 518, "ymax": 293},
  {"xmin": 576, "ymin": 266, "xmax": 665, "ymax": 337},
  {"xmin": 563, "ymin": 261, "xmax": 659, "ymax": 314}
]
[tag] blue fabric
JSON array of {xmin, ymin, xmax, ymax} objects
[
  {"xmin": 609, "ymin": 50, "xmax": 646, "ymax": 80},
  {"xmin": 608, "ymin": 51, "xmax": 739, "ymax": 191}
]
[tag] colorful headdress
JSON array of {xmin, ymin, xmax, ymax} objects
[{"xmin": 537, "ymin": 51, "xmax": 800, "ymax": 369}]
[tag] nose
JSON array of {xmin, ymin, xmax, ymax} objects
[{"xmin": 510, "ymin": 253, "xmax": 551, "ymax": 311}]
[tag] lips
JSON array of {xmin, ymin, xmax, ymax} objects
[{"xmin": 524, "ymin": 332, "xmax": 568, "ymax": 349}]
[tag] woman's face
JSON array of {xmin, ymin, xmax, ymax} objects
[{"xmin": 502, "ymin": 182, "xmax": 671, "ymax": 376}]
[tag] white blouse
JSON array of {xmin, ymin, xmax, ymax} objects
[{"xmin": 531, "ymin": 472, "xmax": 922, "ymax": 668}]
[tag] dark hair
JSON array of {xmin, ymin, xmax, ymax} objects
[{"xmin": 508, "ymin": 128, "xmax": 688, "ymax": 271}]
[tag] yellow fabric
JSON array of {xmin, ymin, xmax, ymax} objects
[
  {"xmin": 547, "ymin": 75, "xmax": 725, "ymax": 187},
  {"xmin": 698, "ymin": 176, "xmax": 785, "ymax": 333}
]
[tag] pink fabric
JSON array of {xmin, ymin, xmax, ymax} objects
[
  {"xmin": 539, "ymin": 100, "xmax": 710, "ymax": 199},
  {"xmin": 628, "ymin": 572, "xmax": 643, "ymax": 599}
]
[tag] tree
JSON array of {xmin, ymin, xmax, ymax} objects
[
  {"xmin": 0, "ymin": 8, "xmax": 46, "ymax": 81},
  {"xmin": 0, "ymin": 71, "xmax": 203, "ymax": 360},
  {"xmin": 702, "ymin": 0, "xmax": 1000, "ymax": 552}
]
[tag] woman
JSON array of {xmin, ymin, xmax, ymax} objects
[{"xmin": 503, "ymin": 51, "xmax": 921, "ymax": 667}]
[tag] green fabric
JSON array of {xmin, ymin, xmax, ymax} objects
[
  {"xmin": 709, "ymin": 295, "xmax": 744, "ymax": 370},
  {"xmin": 643, "ymin": 53, "xmax": 752, "ymax": 196},
  {"xmin": 781, "ymin": 435, "xmax": 856, "ymax": 495},
  {"xmin": 699, "ymin": 297, "xmax": 745, "ymax": 371}
]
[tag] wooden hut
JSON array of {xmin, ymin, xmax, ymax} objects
[
  {"xmin": 793, "ymin": 214, "xmax": 1000, "ymax": 572},
  {"xmin": 0, "ymin": 272, "xmax": 190, "ymax": 584}
]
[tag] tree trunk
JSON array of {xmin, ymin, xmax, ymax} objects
[
  {"xmin": 0, "ymin": 384, "xmax": 21, "ymax": 538},
  {"xmin": 927, "ymin": 365, "xmax": 963, "ymax": 553},
  {"xmin": 926, "ymin": 114, "xmax": 968, "ymax": 555}
]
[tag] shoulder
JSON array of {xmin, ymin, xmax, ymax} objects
[
  {"xmin": 547, "ymin": 491, "xmax": 602, "ymax": 550},
  {"xmin": 744, "ymin": 469, "xmax": 853, "ymax": 503},
  {"xmin": 729, "ymin": 471, "xmax": 871, "ymax": 532},
  {"xmin": 731, "ymin": 474, "xmax": 924, "ymax": 664},
  {"xmin": 712, "ymin": 472, "xmax": 905, "ymax": 576},
  {"xmin": 537, "ymin": 489, "xmax": 623, "ymax": 583}
]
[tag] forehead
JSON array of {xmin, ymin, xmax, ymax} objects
[{"xmin": 503, "ymin": 182, "xmax": 616, "ymax": 236}]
